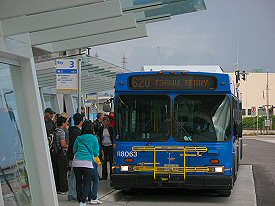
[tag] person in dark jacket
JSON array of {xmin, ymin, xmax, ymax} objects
[
  {"xmin": 44, "ymin": 108, "xmax": 56, "ymax": 137},
  {"xmin": 93, "ymin": 113, "xmax": 104, "ymax": 135},
  {"xmin": 67, "ymin": 113, "xmax": 84, "ymax": 201},
  {"xmin": 97, "ymin": 118, "xmax": 114, "ymax": 180}
]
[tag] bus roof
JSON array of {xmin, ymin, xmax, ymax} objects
[{"xmin": 141, "ymin": 65, "xmax": 224, "ymax": 74}]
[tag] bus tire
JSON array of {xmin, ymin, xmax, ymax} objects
[{"xmin": 216, "ymin": 189, "xmax": 231, "ymax": 197}]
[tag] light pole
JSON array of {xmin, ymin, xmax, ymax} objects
[
  {"xmin": 157, "ymin": 46, "xmax": 161, "ymax": 65},
  {"xmin": 266, "ymin": 69, "xmax": 270, "ymax": 132}
]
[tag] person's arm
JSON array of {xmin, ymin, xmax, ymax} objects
[
  {"xmin": 59, "ymin": 130, "xmax": 68, "ymax": 149},
  {"xmin": 111, "ymin": 126, "xmax": 114, "ymax": 139},
  {"xmin": 91, "ymin": 136, "xmax": 99, "ymax": 157},
  {"xmin": 109, "ymin": 126, "xmax": 114, "ymax": 142},
  {"xmin": 73, "ymin": 138, "xmax": 79, "ymax": 153},
  {"xmin": 60, "ymin": 139, "xmax": 68, "ymax": 149}
]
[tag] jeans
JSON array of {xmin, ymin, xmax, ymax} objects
[
  {"xmin": 67, "ymin": 163, "xmax": 77, "ymax": 199},
  {"xmin": 102, "ymin": 146, "xmax": 113, "ymax": 178},
  {"xmin": 74, "ymin": 167, "xmax": 93, "ymax": 203},
  {"xmin": 88, "ymin": 164, "xmax": 99, "ymax": 201}
]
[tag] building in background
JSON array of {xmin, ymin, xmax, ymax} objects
[{"xmin": 228, "ymin": 72, "xmax": 275, "ymax": 117}]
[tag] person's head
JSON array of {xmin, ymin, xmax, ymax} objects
[
  {"xmin": 60, "ymin": 112, "xmax": 70, "ymax": 119},
  {"xmin": 56, "ymin": 116, "xmax": 68, "ymax": 129},
  {"xmin": 102, "ymin": 117, "xmax": 110, "ymax": 128},
  {"xmin": 81, "ymin": 120, "xmax": 94, "ymax": 135},
  {"xmin": 81, "ymin": 107, "xmax": 85, "ymax": 115},
  {"xmin": 109, "ymin": 112, "xmax": 114, "ymax": 120},
  {"xmin": 97, "ymin": 113, "xmax": 104, "ymax": 121},
  {"xmin": 73, "ymin": 113, "xmax": 84, "ymax": 127},
  {"xmin": 44, "ymin": 108, "xmax": 56, "ymax": 120},
  {"xmin": 53, "ymin": 113, "xmax": 60, "ymax": 123}
]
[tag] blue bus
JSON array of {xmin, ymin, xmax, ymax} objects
[{"xmin": 111, "ymin": 67, "xmax": 243, "ymax": 197}]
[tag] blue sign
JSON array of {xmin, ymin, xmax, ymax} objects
[{"xmin": 56, "ymin": 69, "xmax": 78, "ymax": 74}]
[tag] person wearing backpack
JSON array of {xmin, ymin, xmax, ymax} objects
[
  {"xmin": 73, "ymin": 121, "xmax": 100, "ymax": 206},
  {"xmin": 44, "ymin": 108, "xmax": 56, "ymax": 137},
  {"xmin": 53, "ymin": 116, "xmax": 69, "ymax": 194}
]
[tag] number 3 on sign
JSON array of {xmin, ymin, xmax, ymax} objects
[{"xmin": 70, "ymin": 60, "xmax": 75, "ymax": 68}]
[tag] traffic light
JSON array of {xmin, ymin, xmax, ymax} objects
[
  {"xmin": 235, "ymin": 70, "xmax": 240, "ymax": 83},
  {"xmin": 241, "ymin": 71, "xmax": 246, "ymax": 81},
  {"xmin": 269, "ymin": 105, "xmax": 274, "ymax": 116}
]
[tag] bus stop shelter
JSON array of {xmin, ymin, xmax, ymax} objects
[{"xmin": 0, "ymin": 0, "xmax": 206, "ymax": 205}]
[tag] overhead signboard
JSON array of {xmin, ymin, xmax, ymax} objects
[
  {"xmin": 128, "ymin": 74, "xmax": 217, "ymax": 90},
  {"xmin": 56, "ymin": 59, "xmax": 78, "ymax": 94}
]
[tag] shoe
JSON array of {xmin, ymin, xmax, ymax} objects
[
  {"xmin": 88, "ymin": 199, "xmax": 102, "ymax": 204},
  {"xmin": 58, "ymin": 191, "xmax": 68, "ymax": 195},
  {"xmin": 67, "ymin": 196, "xmax": 77, "ymax": 201},
  {"xmin": 79, "ymin": 202, "xmax": 87, "ymax": 206}
]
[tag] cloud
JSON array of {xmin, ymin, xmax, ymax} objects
[{"xmin": 94, "ymin": 0, "xmax": 275, "ymax": 72}]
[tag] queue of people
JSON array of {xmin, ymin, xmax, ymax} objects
[{"xmin": 44, "ymin": 108, "xmax": 114, "ymax": 206}]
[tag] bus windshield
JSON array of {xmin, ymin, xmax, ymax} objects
[
  {"xmin": 116, "ymin": 95, "xmax": 171, "ymax": 141},
  {"xmin": 173, "ymin": 95, "xmax": 231, "ymax": 142}
]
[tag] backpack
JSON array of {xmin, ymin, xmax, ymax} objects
[{"xmin": 48, "ymin": 130, "xmax": 66, "ymax": 157}]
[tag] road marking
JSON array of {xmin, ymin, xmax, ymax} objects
[{"xmin": 257, "ymin": 139, "xmax": 275, "ymax": 144}]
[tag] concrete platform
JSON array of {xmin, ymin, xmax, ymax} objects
[{"xmin": 59, "ymin": 165, "xmax": 257, "ymax": 206}]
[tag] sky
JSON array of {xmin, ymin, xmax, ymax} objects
[{"xmin": 93, "ymin": 0, "xmax": 275, "ymax": 72}]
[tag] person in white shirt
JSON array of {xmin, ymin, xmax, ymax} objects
[{"xmin": 97, "ymin": 118, "xmax": 114, "ymax": 180}]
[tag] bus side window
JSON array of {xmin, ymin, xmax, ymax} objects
[{"xmin": 233, "ymin": 98, "xmax": 242, "ymax": 138}]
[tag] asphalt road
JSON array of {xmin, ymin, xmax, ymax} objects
[
  {"xmin": 59, "ymin": 135, "xmax": 275, "ymax": 206},
  {"xmin": 241, "ymin": 136, "xmax": 275, "ymax": 206}
]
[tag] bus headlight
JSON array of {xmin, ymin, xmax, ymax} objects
[
  {"xmin": 208, "ymin": 166, "xmax": 224, "ymax": 174},
  {"xmin": 120, "ymin": 165, "xmax": 130, "ymax": 172}
]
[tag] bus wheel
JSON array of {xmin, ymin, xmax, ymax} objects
[{"xmin": 216, "ymin": 190, "xmax": 231, "ymax": 197}]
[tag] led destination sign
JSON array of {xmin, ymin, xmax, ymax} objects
[{"xmin": 128, "ymin": 74, "xmax": 217, "ymax": 90}]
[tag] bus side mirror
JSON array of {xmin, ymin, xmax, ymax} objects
[{"xmin": 103, "ymin": 102, "xmax": 112, "ymax": 112}]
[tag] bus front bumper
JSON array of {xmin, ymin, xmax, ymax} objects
[{"xmin": 111, "ymin": 174, "xmax": 233, "ymax": 190}]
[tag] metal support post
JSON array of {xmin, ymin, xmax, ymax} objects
[
  {"xmin": 266, "ymin": 70, "xmax": 270, "ymax": 134},
  {"xmin": 253, "ymin": 117, "xmax": 255, "ymax": 135},
  {"xmin": 96, "ymin": 92, "xmax": 99, "ymax": 113},
  {"xmin": 78, "ymin": 58, "xmax": 82, "ymax": 113},
  {"xmin": 257, "ymin": 115, "xmax": 259, "ymax": 135},
  {"xmin": 0, "ymin": 184, "xmax": 4, "ymax": 206}
]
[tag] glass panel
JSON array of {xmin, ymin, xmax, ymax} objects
[
  {"xmin": 173, "ymin": 95, "xmax": 231, "ymax": 142},
  {"xmin": 248, "ymin": 109, "xmax": 252, "ymax": 116},
  {"xmin": 73, "ymin": 97, "xmax": 78, "ymax": 113},
  {"xmin": 116, "ymin": 95, "xmax": 171, "ymax": 142},
  {"xmin": 0, "ymin": 63, "xmax": 32, "ymax": 205},
  {"xmin": 44, "ymin": 95, "xmax": 55, "ymax": 110},
  {"xmin": 242, "ymin": 109, "xmax": 246, "ymax": 116}
]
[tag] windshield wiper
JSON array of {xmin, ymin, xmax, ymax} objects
[
  {"xmin": 137, "ymin": 116, "xmax": 152, "ymax": 133},
  {"xmin": 144, "ymin": 118, "xmax": 170, "ymax": 146},
  {"xmin": 155, "ymin": 118, "xmax": 170, "ymax": 134},
  {"xmin": 172, "ymin": 118, "xmax": 198, "ymax": 147}
]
